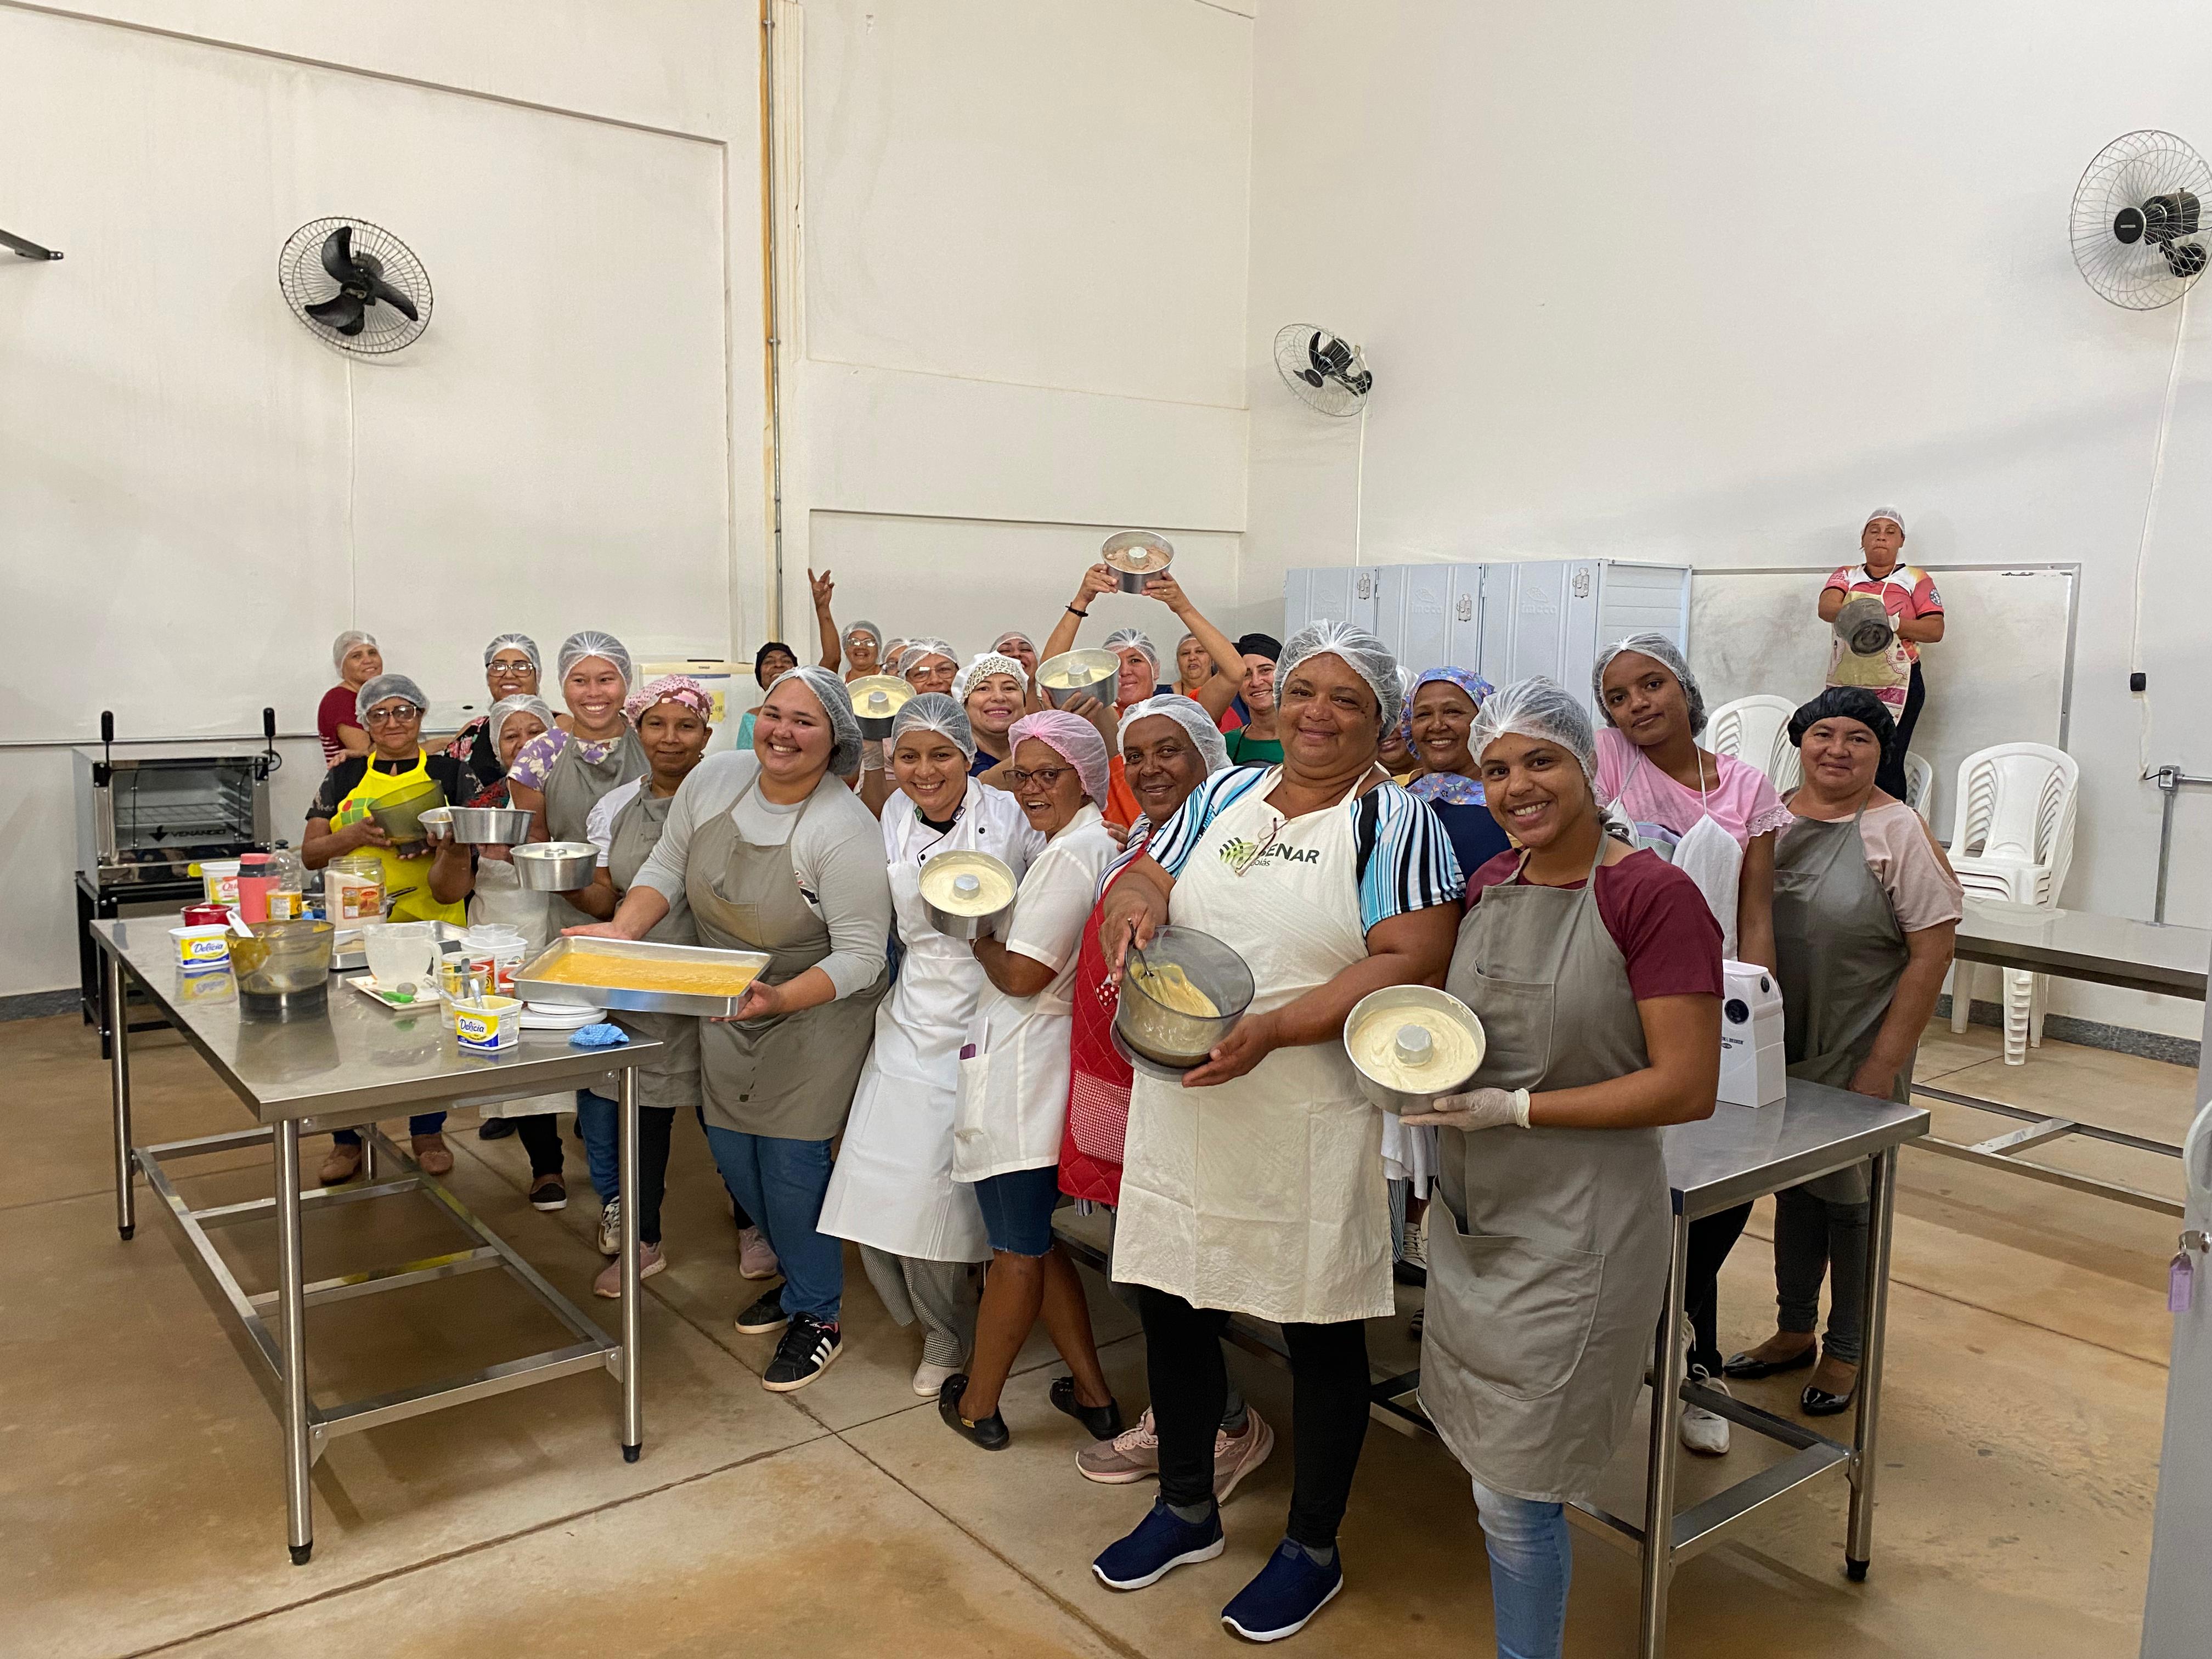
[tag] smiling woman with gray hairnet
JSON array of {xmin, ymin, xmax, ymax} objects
[
  {"xmin": 317, "ymin": 629, "xmax": 383, "ymax": 765},
  {"xmin": 439, "ymin": 631, "xmax": 541, "ymax": 787},
  {"xmin": 506, "ymin": 630, "xmax": 647, "ymax": 931},
  {"xmin": 571, "ymin": 662, "xmax": 892, "ymax": 1396}
]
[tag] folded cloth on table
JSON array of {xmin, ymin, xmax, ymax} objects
[{"xmin": 569, "ymin": 1023, "xmax": 631, "ymax": 1049}]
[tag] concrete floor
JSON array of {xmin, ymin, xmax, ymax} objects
[{"xmin": 3, "ymin": 1008, "xmax": 2192, "ymax": 1657}]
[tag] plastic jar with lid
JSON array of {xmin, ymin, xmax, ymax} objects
[{"xmin": 326, "ymin": 853, "xmax": 385, "ymax": 922}]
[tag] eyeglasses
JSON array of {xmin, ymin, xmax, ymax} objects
[
  {"xmin": 1008, "ymin": 765, "xmax": 1074, "ymax": 789},
  {"xmin": 362, "ymin": 706, "xmax": 420, "ymax": 727}
]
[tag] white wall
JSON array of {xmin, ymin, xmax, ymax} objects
[
  {"xmin": 771, "ymin": 0, "xmax": 1254, "ymax": 665},
  {"xmin": 0, "ymin": 0, "xmax": 767, "ymax": 997},
  {"xmin": 1244, "ymin": 0, "xmax": 2212, "ymax": 1036}
]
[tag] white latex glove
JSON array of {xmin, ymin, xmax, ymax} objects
[
  {"xmin": 861, "ymin": 737, "xmax": 885, "ymax": 773},
  {"xmin": 1401, "ymin": 1086, "xmax": 1531, "ymax": 1132}
]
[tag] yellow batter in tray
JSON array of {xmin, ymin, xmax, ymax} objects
[{"xmin": 531, "ymin": 954, "xmax": 763, "ymax": 998}]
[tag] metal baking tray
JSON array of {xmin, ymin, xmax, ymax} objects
[{"xmin": 512, "ymin": 936, "xmax": 772, "ymax": 1019}]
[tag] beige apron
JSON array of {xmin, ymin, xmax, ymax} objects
[
  {"xmin": 1114, "ymin": 770, "xmax": 1392, "ymax": 1325},
  {"xmin": 541, "ymin": 729, "xmax": 645, "ymax": 931},
  {"xmin": 685, "ymin": 774, "xmax": 888, "ymax": 1139},
  {"xmin": 1773, "ymin": 796, "xmax": 1908, "ymax": 1205},
  {"xmin": 1424, "ymin": 840, "xmax": 1671, "ymax": 1504},
  {"xmin": 605, "ymin": 787, "xmax": 703, "ymax": 1113}
]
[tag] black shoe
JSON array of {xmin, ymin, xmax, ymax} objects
[
  {"xmin": 939, "ymin": 1374, "xmax": 1011, "ymax": 1450},
  {"xmin": 1722, "ymin": 1342, "xmax": 1817, "ymax": 1380},
  {"xmin": 762, "ymin": 1313, "xmax": 842, "ymax": 1392},
  {"xmin": 528, "ymin": 1175, "xmax": 568, "ymax": 1211},
  {"xmin": 734, "ymin": 1288, "xmax": 788, "ymax": 1336},
  {"xmin": 1801, "ymin": 1382, "xmax": 1858, "ymax": 1415},
  {"xmin": 1050, "ymin": 1375, "xmax": 1125, "ymax": 1441},
  {"xmin": 477, "ymin": 1116, "xmax": 517, "ymax": 1141}
]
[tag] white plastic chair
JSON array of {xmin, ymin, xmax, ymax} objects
[
  {"xmin": 1706, "ymin": 695, "xmax": 1802, "ymax": 795},
  {"xmin": 1903, "ymin": 753, "xmax": 1934, "ymax": 819},
  {"xmin": 1946, "ymin": 743, "xmax": 2080, "ymax": 1063}
]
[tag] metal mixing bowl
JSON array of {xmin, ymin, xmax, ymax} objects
[
  {"xmin": 446, "ymin": 805, "xmax": 535, "ymax": 845},
  {"xmin": 1037, "ymin": 649, "xmax": 1119, "ymax": 709},
  {"xmin": 1114, "ymin": 926, "xmax": 1254, "ymax": 1074},
  {"xmin": 1101, "ymin": 530, "xmax": 1175, "ymax": 592},
  {"xmin": 1342, "ymin": 985, "xmax": 1487, "ymax": 1113}
]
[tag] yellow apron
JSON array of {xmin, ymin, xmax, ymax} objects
[{"xmin": 337, "ymin": 750, "xmax": 466, "ymax": 926}]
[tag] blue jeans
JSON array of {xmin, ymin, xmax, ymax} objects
[
  {"xmin": 576, "ymin": 1090, "xmax": 620, "ymax": 1204},
  {"xmin": 334, "ymin": 1111, "xmax": 445, "ymax": 1147},
  {"xmin": 701, "ymin": 1125, "xmax": 841, "ymax": 1323},
  {"xmin": 1472, "ymin": 1479, "xmax": 1572, "ymax": 1659}
]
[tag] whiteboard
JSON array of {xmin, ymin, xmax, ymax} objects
[{"xmin": 1688, "ymin": 565, "xmax": 2078, "ymax": 840}]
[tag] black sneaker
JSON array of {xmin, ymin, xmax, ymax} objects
[
  {"xmin": 762, "ymin": 1313, "xmax": 841, "ymax": 1392},
  {"xmin": 528, "ymin": 1175, "xmax": 568, "ymax": 1211},
  {"xmin": 477, "ymin": 1116, "xmax": 517, "ymax": 1141},
  {"xmin": 734, "ymin": 1288, "xmax": 788, "ymax": 1336}
]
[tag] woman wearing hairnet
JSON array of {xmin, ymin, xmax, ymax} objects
[
  {"xmin": 439, "ymin": 633, "xmax": 541, "ymax": 787},
  {"xmin": 1723, "ymin": 687, "xmax": 1958, "ymax": 1417},
  {"xmin": 1402, "ymin": 667, "xmax": 1510, "ymax": 878},
  {"xmin": 939, "ymin": 710, "xmax": 1124, "ymax": 1452},
  {"xmin": 1593, "ymin": 634, "xmax": 1790, "ymax": 1455},
  {"xmin": 1093, "ymin": 623, "xmax": 1461, "ymax": 1641},
  {"xmin": 955, "ymin": 652, "xmax": 1030, "ymax": 779},
  {"xmin": 1059, "ymin": 697, "xmax": 1278, "ymax": 1499},
  {"xmin": 819, "ymin": 695, "xmax": 1045, "ymax": 1397},
  {"xmin": 301, "ymin": 672, "xmax": 479, "ymax": 1185},
  {"xmin": 1403, "ymin": 677, "xmax": 1721, "ymax": 1659},
  {"xmin": 900, "ymin": 638, "xmax": 961, "ymax": 697},
  {"xmin": 842, "ymin": 617, "xmax": 885, "ymax": 682},
  {"xmin": 317, "ymin": 630, "xmax": 383, "ymax": 766},
  {"xmin": 507, "ymin": 632, "xmax": 648, "ymax": 935},
  {"xmin": 571, "ymin": 665, "xmax": 891, "ymax": 1393}
]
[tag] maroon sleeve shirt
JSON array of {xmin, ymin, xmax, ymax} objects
[{"xmin": 1468, "ymin": 846, "xmax": 1724, "ymax": 1001}]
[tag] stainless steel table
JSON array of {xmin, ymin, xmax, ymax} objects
[
  {"xmin": 1063, "ymin": 1080, "xmax": 1927, "ymax": 1659},
  {"xmin": 1918, "ymin": 899, "xmax": 2212, "ymax": 1216},
  {"xmin": 92, "ymin": 918, "xmax": 660, "ymax": 1565}
]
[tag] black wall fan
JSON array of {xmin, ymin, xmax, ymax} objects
[
  {"xmin": 279, "ymin": 218, "xmax": 433, "ymax": 353},
  {"xmin": 1273, "ymin": 325, "xmax": 1373, "ymax": 416},
  {"xmin": 2070, "ymin": 131, "xmax": 2211, "ymax": 311}
]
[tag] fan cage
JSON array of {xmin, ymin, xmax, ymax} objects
[
  {"xmin": 1273, "ymin": 323, "xmax": 1370, "ymax": 417},
  {"xmin": 2069, "ymin": 130, "xmax": 2212, "ymax": 311},
  {"xmin": 278, "ymin": 217, "xmax": 434, "ymax": 353}
]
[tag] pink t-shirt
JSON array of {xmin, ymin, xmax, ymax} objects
[{"xmin": 1595, "ymin": 729, "xmax": 1792, "ymax": 848}]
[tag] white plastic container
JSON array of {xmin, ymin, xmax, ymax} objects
[
  {"xmin": 199, "ymin": 860, "xmax": 243, "ymax": 906},
  {"xmin": 1718, "ymin": 960, "xmax": 1788, "ymax": 1107},
  {"xmin": 437, "ymin": 925, "xmax": 528, "ymax": 1028},
  {"xmin": 169, "ymin": 924, "xmax": 232, "ymax": 972},
  {"xmin": 454, "ymin": 995, "xmax": 521, "ymax": 1053}
]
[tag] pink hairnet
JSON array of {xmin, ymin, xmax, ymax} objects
[{"xmin": 1008, "ymin": 709, "xmax": 1110, "ymax": 804}]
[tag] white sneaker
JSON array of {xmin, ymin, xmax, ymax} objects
[
  {"xmin": 1681, "ymin": 1368, "xmax": 1732, "ymax": 1456},
  {"xmin": 597, "ymin": 1197, "xmax": 622, "ymax": 1257},
  {"xmin": 912, "ymin": 1357, "xmax": 963, "ymax": 1397}
]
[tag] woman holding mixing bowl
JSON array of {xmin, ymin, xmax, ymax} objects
[
  {"xmin": 1406, "ymin": 678, "xmax": 1721, "ymax": 1659},
  {"xmin": 506, "ymin": 631, "xmax": 647, "ymax": 930},
  {"xmin": 819, "ymin": 693, "xmax": 1044, "ymax": 1397},
  {"xmin": 1092, "ymin": 623, "xmax": 1462, "ymax": 1643}
]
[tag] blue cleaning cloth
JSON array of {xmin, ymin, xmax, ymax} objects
[{"xmin": 569, "ymin": 1023, "xmax": 631, "ymax": 1049}]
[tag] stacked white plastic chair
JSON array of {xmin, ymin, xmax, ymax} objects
[
  {"xmin": 1903, "ymin": 753, "xmax": 1934, "ymax": 819},
  {"xmin": 1946, "ymin": 743, "xmax": 2080, "ymax": 1064},
  {"xmin": 1705, "ymin": 695, "xmax": 1802, "ymax": 795}
]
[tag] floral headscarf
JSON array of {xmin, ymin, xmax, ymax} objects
[
  {"xmin": 624, "ymin": 673, "xmax": 714, "ymax": 727},
  {"xmin": 1401, "ymin": 667, "xmax": 1496, "ymax": 806}
]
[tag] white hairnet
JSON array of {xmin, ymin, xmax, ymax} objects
[
  {"xmin": 953, "ymin": 652, "xmax": 1027, "ymax": 703},
  {"xmin": 898, "ymin": 637, "xmax": 958, "ymax": 678},
  {"xmin": 483, "ymin": 632, "xmax": 541, "ymax": 672},
  {"xmin": 1592, "ymin": 633, "xmax": 1707, "ymax": 737},
  {"xmin": 1103, "ymin": 627, "xmax": 1160, "ymax": 671},
  {"xmin": 993, "ymin": 629, "xmax": 1035, "ymax": 654},
  {"xmin": 1278, "ymin": 621, "xmax": 1404, "ymax": 733},
  {"xmin": 1864, "ymin": 505, "xmax": 1906, "ymax": 535},
  {"xmin": 331, "ymin": 629, "xmax": 377, "ymax": 675},
  {"xmin": 355, "ymin": 673, "xmax": 428, "ymax": 724},
  {"xmin": 1117, "ymin": 695, "xmax": 1229, "ymax": 775},
  {"xmin": 845, "ymin": 619, "xmax": 883, "ymax": 649},
  {"xmin": 556, "ymin": 630, "xmax": 633, "ymax": 689},
  {"xmin": 1470, "ymin": 676, "xmax": 1599, "ymax": 780},
  {"xmin": 488, "ymin": 693, "xmax": 556, "ymax": 753},
  {"xmin": 889, "ymin": 691, "xmax": 975, "ymax": 761},
  {"xmin": 766, "ymin": 664, "xmax": 863, "ymax": 777}
]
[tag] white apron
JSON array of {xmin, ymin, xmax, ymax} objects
[
  {"xmin": 1114, "ymin": 771, "xmax": 1392, "ymax": 1325},
  {"xmin": 1614, "ymin": 748, "xmax": 1745, "ymax": 955},
  {"xmin": 819, "ymin": 783, "xmax": 1030, "ymax": 1261}
]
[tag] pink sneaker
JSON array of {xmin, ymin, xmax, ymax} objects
[
  {"xmin": 737, "ymin": 1226, "xmax": 780, "ymax": 1282},
  {"xmin": 1074, "ymin": 1407, "xmax": 1276, "ymax": 1502},
  {"xmin": 593, "ymin": 1240, "xmax": 665, "ymax": 1298}
]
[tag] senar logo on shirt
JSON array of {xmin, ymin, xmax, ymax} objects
[{"xmin": 1216, "ymin": 838, "xmax": 1321, "ymax": 871}]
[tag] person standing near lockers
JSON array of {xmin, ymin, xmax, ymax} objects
[
  {"xmin": 1725, "ymin": 687, "xmax": 1959, "ymax": 1419},
  {"xmin": 1405, "ymin": 678, "xmax": 1722, "ymax": 1659},
  {"xmin": 1593, "ymin": 633, "xmax": 1792, "ymax": 1458},
  {"xmin": 1818, "ymin": 507, "xmax": 1943, "ymax": 801}
]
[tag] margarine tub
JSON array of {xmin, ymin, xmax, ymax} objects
[
  {"xmin": 170, "ymin": 924, "xmax": 232, "ymax": 971},
  {"xmin": 1342, "ymin": 985, "xmax": 1486, "ymax": 1113},
  {"xmin": 198, "ymin": 860, "xmax": 243, "ymax": 906},
  {"xmin": 454, "ymin": 995, "xmax": 522, "ymax": 1053},
  {"xmin": 849, "ymin": 674, "xmax": 915, "ymax": 738},
  {"xmin": 918, "ymin": 851, "xmax": 1018, "ymax": 940}
]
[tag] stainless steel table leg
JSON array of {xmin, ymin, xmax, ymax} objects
[
  {"xmin": 1846, "ymin": 1146, "xmax": 1899, "ymax": 1581},
  {"xmin": 275, "ymin": 1119, "xmax": 314, "ymax": 1564},
  {"xmin": 106, "ymin": 949, "xmax": 135, "ymax": 1240},
  {"xmin": 619, "ymin": 1063, "xmax": 642, "ymax": 1462},
  {"xmin": 1639, "ymin": 1207, "xmax": 1691, "ymax": 1658}
]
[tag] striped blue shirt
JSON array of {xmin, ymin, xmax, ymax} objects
[{"xmin": 1145, "ymin": 766, "xmax": 1462, "ymax": 933}]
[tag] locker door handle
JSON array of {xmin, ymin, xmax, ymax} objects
[
  {"xmin": 1356, "ymin": 572, "xmax": 1373, "ymax": 600},
  {"xmin": 1455, "ymin": 595, "xmax": 1474, "ymax": 621}
]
